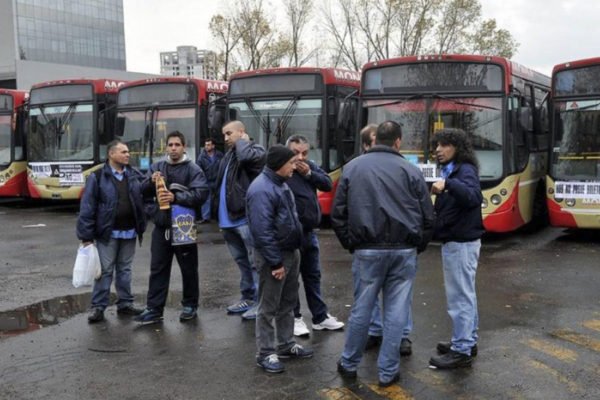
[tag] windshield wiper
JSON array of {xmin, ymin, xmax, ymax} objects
[
  {"xmin": 244, "ymin": 98, "xmax": 272, "ymax": 143},
  {"xmin": 432, "ymin": 94, "xmax": 500, "ymax": 111},
  {"xmin": 274, "ymin": 96, "xmax": 299, "ymax": 144},
  {"xmin": 57, "ymin": 103, "xmax": 77, "ymax": 135},
  {"xmin": 364, "ymin": 94, "xmax": 424, "ymax": 108}
]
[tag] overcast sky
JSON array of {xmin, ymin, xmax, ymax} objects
[{"xmin": 123, "ymin": 0, "xmax": 600, "ymax": 76}]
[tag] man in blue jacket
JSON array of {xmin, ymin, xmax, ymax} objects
[
  {"xmin": 196, "ymin": 138, "xmax": 223, "ymax": 223},
  {"xmin": 247, "ymin": 145, "xmax": 313, "ymax": 374},
  {"xmin": 429, "ymin": 128, "xmax": 484, "ymax": 369},
  {"xmin": 285, "ymin": 135, "xmax": 344, "ymax": 336},
  {"xmin": 332, "ymin": 121, "xmax": 434, "ymax": 387},
  {"xmin": 135, "ymin": 131, "xmax": 208, "ymax": 324},
  {"xmin": 77, "ymin": 140, "xmax": 146, "ymax": 323}
]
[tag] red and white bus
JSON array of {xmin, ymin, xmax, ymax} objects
[
  {"xmin": 115, "ymin": 77, "xmax": 228, "ymax": 170},
  {"xmin": 27, "ymin": 79, "xmax": 125, "ymax": 200},
  {"xmin": 547, "ymin": 57, "xmax": 600, "ymax": 229},
  {"xmin": 359, "ymin": 55, "xmax": 550, "ymax": 232},
  {"xmin": 0, "ymin": 89, "xmax": 28, "ymax": 197},
  {"xmin": 227, "ymin": 67, "xmax": 360, "ymax": 215}
]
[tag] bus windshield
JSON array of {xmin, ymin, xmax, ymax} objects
[
  {"xmin": 0, "ymin": 115, "xmax": 11, "ymax": 164},
  {"xmin": 364, "ymin": 96, "xmax": 503, "ymax": 180},
  {"xmin": 551, "ymin": 100, "xmax": 600, "ymax": 180},
  {"xmin": 117, "ymin": 107, "xmax": 196, "ymax": 169},
  {"xmin": 228, "ymin": 98, "xmax": 324, "ymax": 166},
  {"xmin": 28, "ymin": 104, "xmax": 94, "ymax": 162}
]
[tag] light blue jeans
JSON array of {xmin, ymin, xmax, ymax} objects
[
  {"xmin": 91, "ymin": 238, "xmax": 137, "ymax": 310},
  {"xmin": 222, "ymin": 224, "xmax": 258, "ymax": 302},
  {"xmin": 341, "ymin": 248, "xmax": 417, "ymax": 383},
  {"xmin": 442, "ymin": 240, "xmax": 480, "ymax": 355},
  {"xmin": 366, "ymin": 284, "xmax": 414, "ymax": 339}
]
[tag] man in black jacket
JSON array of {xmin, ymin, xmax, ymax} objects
[
  {"xmin": 214, "ymin": 120, "xmax": 266, "ymax": 320},
  {"xmin": 135, "ymin": 131, "xmax": 208, "ymax": 324},
  {"xmin": 196, "ymin": 138, "xmax": 223, "ymax": 223},
  {"xmin": 332, "ymin": 121, "xmax": 434, "ymax": 387},
  {"xmin": 285, "ymin": 135, "xmax": 344, "ymax": 337}
]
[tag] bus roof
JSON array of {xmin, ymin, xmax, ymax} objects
[
  {"xmin": 0, "ymin": 89, "xmax": 28, "ymax": 107},
  {"xmin": 229, "ymin": 67, "xmax": 360, "ymax": 86},
  {"xmin": 362, "ymin": 54, "xmax": 549, "ymax": 90},
  {"xmin": 552, "ymin": 57, "xmax": 600, "ymax": 75},
  {"xmin": 118, "ymin": 76, "xmax": 228, "ymax": 99},
  {"xmin": 30, "ymin": 79, "xmax": 127, "ymax": 94}
]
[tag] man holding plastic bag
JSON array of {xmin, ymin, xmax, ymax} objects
[
  {"xmin": 77, "ymin": 140, "xmax": 147, "ymax": 323},
  {"xmin": 135, "ymin": 130, "xmax": 208, "ymax": 324}
]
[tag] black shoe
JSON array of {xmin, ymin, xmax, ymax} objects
[
  {"xmin": 365, "ymin": 335, "xmax": 382, "ymax": 350},
  {"xmin": 117, "ymin": 305, "xmax": 144, "ymax": 316},
  {"xmin": 400, "ymin": 338, "xmax": 412, "ymax": 356},
  {"xmin": 179, "ymin": 306, "xmax": 198, "ymax": 322},
  {"xmin": 87, "ymin": 308, "xmax": 104, "ymax": 323},
  {"xmin": 337, "ymin": 359, "xmax": 357, "ymax": 379},
  {"xmin": 134, "ymin": 308, "xmax": 164, "ymax": 324},
  {"xmin": 379, "ymin": 373, "xmax": 400, "ymax": 387},
  {"xmin": 429, "ymin": 349, "xmax": 473, "ymax": 369},
  {"xmin": 436, "ymin": 341, "xmax": 478, "ymax": 357}
]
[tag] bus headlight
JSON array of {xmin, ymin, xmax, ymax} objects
[
  {"xmin": 500, "ymin": 188, "xmax": 507, "ymax": 196},
  {"xmin": 554, "ymin": 196, "xmax": 563, "ymax": 203},
  {"xmin": 548, "ymin": 187, "xmax": 554, "ymax": 195},
  {"xmin": 481, "ymin": 198, "xmax": 488, "ymax": 209},
  {"xmin": 565, "ymin": 198, "xmax": 576, "ymax": 207},
  {"xmin": 491, "ymin": 194, "xmax": 502, "ymax": 205}
]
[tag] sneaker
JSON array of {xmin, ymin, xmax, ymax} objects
[
  {"xmin": 278, "ymin": 344, "xmax": 314, "ymax": 359},
  {"xmin": 379, "ymin": 373, "xmax": 400, "ymax": 388},
  {"xmin": 179, "ymin": 306, "xmax": 198, "ymax": 322},
  {"xmin": 116, "ymin": 305, "xmax": 144, "ymax": 316},
  {"xmin": 365, "ymin": 335, "xmax": 382, "ymax": 350},
  {"xmin": 400, "ymin": 338, "xmax": 412, "ymax": 356},
  {"xmin": 437, "ymin": 341, "xmax": 478, "ymax": 357},
  {"xmin": 87, "ymin": 308, "xmax": 104, "ymax": 323},
  {"xmin": 134, "ymin": 308, "xmax": 164, "ymax": 324},
  {"xmin": 312, "ymin": 314, "xmax": 344, "ymax": 331},
  {"xmin": 337, "ymin": 359, "xmax": 357, "ymax": 379},
  {"xmin": 429, "ymin": 349, "xmax": 473, "ymax": 369},
  {"xmin": 294, "ymin": 317, "xmax": 310, "ymax": 337},
  {"xmin": 227, "ymin": 299, "xmax": 254, "ymax": 314},
  {"xmin": 257, "ymin": 354, "xmax": 285, "ymax": 374},
  {"xmin": 241, "ymin": 305, "xmax": 258, "ymax": 320}
]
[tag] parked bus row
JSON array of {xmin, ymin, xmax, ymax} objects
[{"xmin": 1, "ymin": 56, "xmax": 599, "ymax": 231}]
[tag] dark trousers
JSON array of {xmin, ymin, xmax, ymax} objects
[
  {"xmin": 294, "ymin": 231, "xmax": 328, "ymax": 324},
  {"xmin": 146, "ymin": 227, "xmax": 199, "ymax": 310}
]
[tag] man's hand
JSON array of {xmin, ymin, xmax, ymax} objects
[
  {"xmin": 271, "ymin": 266, "xmax": 285, "ymax": 280},
  {"xmin": 241, "ymin": 132, "xmax": 250, "ymax": 141},
  {"xmin": 295, "ymin": 160, "xmax": 310, "ymax": 176},
  {"xmin": 82, "ymin": 241, "xmax": 93, "ymax": 247},
  {"xmin": 151, "ymin": 171, "xmax": 162, "ymax": 183},
  {"xmin": 431, "ymin": 179, "xmax": 446, "ymax": 195},
  {"xmin": 158, "ymin": 189, "xmax": 175, "ymax": 204}
]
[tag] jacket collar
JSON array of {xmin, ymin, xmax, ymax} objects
[
  {"xmin": 264, "ymin": 167, "xmax": 287, "ymax": 185},
  {"xmin": 366, "ymin": 145, "xmax": 405, "ymax": 158},
  {"xmin": 166, "ymin": 153, "xmax": 190, "ymax": 165}
]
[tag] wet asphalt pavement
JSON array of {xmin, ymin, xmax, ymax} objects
[{"xmin": 1, "ymin": 199, "xmax": 600, "ymax": 400}]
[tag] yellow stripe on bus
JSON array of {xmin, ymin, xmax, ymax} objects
[{"xmin": 525, "ymin": 339, "xmax": 578, "ymax": 362}]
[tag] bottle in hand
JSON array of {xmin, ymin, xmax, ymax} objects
[{"xmin": 155, "ymin": 175, "xmax": 170, "ymax": 210}]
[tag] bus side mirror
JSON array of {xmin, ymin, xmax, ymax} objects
[
  {"xmin": 337, "ymin": 100, "xmax": 355, "ymax": 131},
  {"xmin": 518, "ymin": 107, "xmax": 533, "ymax": 132},
  {"xmin": 208, "ymin": 103, "xmax": 224, "ymax": 131},
  {"xmin": 115, "ymin": 116, "xmax": 126, "ymax": 137},
  {"xmin": 98, "ymin": 110, "xmax": 105, "ymax": 136}
]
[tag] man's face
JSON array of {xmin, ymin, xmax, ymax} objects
[
  {"xmin": 276, "ymin": 156, "xmax": 297, "ymax": 179},
  {"xmin": 288, "ymin": 142, "xmax": 309, "ymax": 162},
  {"xmin": 204, "ymin": 140, "xmax": 215, "ymax": 153},
  {"xmin": 109, "ymin": 143, "xmax": 130, "ymax": 167},
  {"xmin": 369, "ymin": 131, "xmax": 376, "ymax": 146},
  {"xmin": 167, "ymin": 136, "xmax": 185, "ymax": 162},
  {"xmin": 436, "ymin": 142, "xmax": 456, "ymax": 165},
  {"xmin": 223, "ymin": 126, "xmax": 243, "ymax": 148}
]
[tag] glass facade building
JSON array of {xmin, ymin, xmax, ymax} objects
[{"xmin": 14, "ymin": 0, "xmax": 126, "ymax": 70}]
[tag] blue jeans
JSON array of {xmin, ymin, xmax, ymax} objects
[
  {"xmin": 222, "ymin": 224, "xmax": 257, "ymax": 302},
  {"xmin": 294, "ymin": 231, "xmax": 328, "ymax": 324},
  {"xmin": 91, "ymin": 238, "xmax": 136, "ymax": 310},
  {"xmin": 200, "ymin": 196, "xmax": 211, "ymax": 221},
  {"xmin": 366, "ymin": 286, "xmax": 414, "ymax": 339},
  {"xmin": 341, "ymin": 248, "xmax": 417, "ymax": 383},
  {"xmin": 442, "ymin": 240, "xmax": 480, "ymax": 355},
  {"xmin": 255, "ymin": 250, "xmax": 300, "ymax": 359}
]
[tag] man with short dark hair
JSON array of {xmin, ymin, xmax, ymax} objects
[
  {"xmin": 196, "ymin": 138, "xmax": 223, "ymax": 223},
  {"xmin": 360, "ymin": 123, "xmax": 377, "ymax": 153},
  {"xmin": 247, "ymin": 144, "xmax": 313, "ymax": 374},
  {"xmin": 285, "ymin": 134, "xmax": 344, "ymax": 336},
  {"xmin": 77, "ymin": 140, "xmax": 146, "ymax": 323},
  {"xmin": 135, "ymin": 130, "xmax": 208, "ymax": 324},
  {"xmin": 332, "ymin": 121, "xmax": 434, "ymax": 387}
]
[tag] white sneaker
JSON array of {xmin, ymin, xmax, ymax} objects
[
  {"xmin": 312, "ymin": 314, "xmax": 345, "ymax": 331},
  {"xmin": 294, "ymin": 317, "xmax": 310, "ymax": 337}
]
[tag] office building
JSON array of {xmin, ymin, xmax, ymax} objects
[{"xmin": 160, "ymin": 46, "xmax": 217, "ymax": 80}]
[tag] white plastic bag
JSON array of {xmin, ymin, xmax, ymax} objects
[{"xmin": 72, "ymin": 244, "xmax": 102, "ymax": 288}]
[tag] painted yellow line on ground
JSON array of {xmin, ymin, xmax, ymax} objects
[
  {"xmin": 408, "ymin": 370, "xmax": 454, "ymax": 395},
  {"xmin": 525, "ymin": 339, "xmax": 578, "ymax": 362},
  {"xmin": 552, "ymin": 330, "xmax": 600, "ymax": 352},
  {"xmin": 319, "ymin": 387, "xmax": 362, "ymax": 400},
  {"xmin": 582, "ymin": 319, "xmax": 600, "ymax": 332},
  {"xmin": 367, "ymin": 383, "xmax": 413, "ymax": 400},
  {"xmin": 527, "ymin": 360, "xmax": 583, "ymax": 394}
]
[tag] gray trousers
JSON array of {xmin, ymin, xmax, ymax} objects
[{"xmin": 255, "ymin": 249, "xmax": 300, "ymax": 359}]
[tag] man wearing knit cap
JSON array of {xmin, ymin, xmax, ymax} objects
[{"xmin": 247, "ymin": 144, "xmax": 313, "ymax": 374}]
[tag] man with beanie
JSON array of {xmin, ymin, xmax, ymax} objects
[
  {"xmin": 247, "ymin": 144, "xmax": 313, "ymax": 374},
  {"xmin": 215, "ymin": 121, "xmax": 266, "ymax": 320}
]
